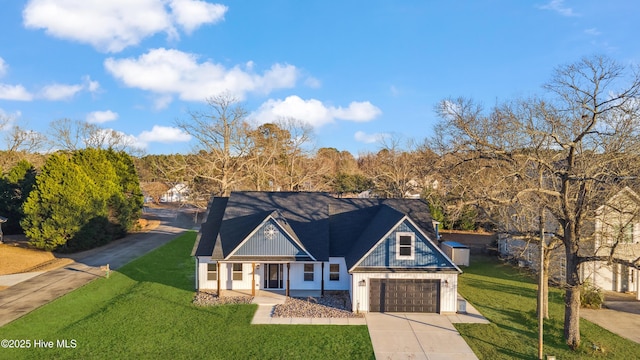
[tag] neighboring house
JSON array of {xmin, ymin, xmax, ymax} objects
[
  {"xmin": 497, "ymin": 234, "xmax": 567, "ymax": 284},
  {"xmin": 192, "ymin": 192, "xmax": 462, "ymax": 313},
  {"xmin": 160, "ymin": 183, "xmax": 189, "ymax": 203},
  {"xmin": 497, "ymin": 187, "xmax": 640, "ymax": 300},
  {"xmin": 583, "ymin": 187, "xmax": 640, "ymax": 299}
]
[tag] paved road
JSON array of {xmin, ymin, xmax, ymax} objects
[{"xmin": 0, "ymin": 209, "xmax": 192, "ymax": 328}]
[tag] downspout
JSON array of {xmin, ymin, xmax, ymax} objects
[
  {"xmin": 286, "ymin": 263, "xmax": 290, "ymax": 297},
  {"xmin": 321, "ymin": 262, "xmax": 325, "ymax": 296},
  {"xmin": 252, "ymin": 262, "xmax": 256, "ymax": 297},
  {"xmin": 217, "ymin": 262, "xmax": 221, "ymax": 295}
]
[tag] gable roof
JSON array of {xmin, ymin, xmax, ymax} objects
[
  {"xmin": 344, "ymin": 205, "xmax": 406, "ymax": 268},
  {"xmin": 196, "ymin": 192, "xmax": 439, "ymax": 264}
]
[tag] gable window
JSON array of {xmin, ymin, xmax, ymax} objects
[
  {"xmin": 329, "ymin": 264, "xmax": 340, "ymax": 281},
  {"xmin": 232, "ymin": 263, "xmax": 243, "ymax": 281},
  {"xmin": 304, "ymin": 264, "xmax": 314, "ymax": 281},
  {"xmin": 207, "ymin": 263, "xmax": 217, "ymax": 281},
  {"xmin": 396, "ymin": 232, "xmax": 415, "ymax": 260}
]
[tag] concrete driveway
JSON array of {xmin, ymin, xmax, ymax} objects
[
  {"xmin": 365, "ymin": 312, "xmax": 479, "ymax": 360},
  {"xmin": 581, "ymin": 291, "xmax": 640, "ymax": 344}
]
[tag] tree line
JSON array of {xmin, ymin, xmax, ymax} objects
[{"xmin": 2, "ymin": 55, "xmax": 639, "ymax": 350}]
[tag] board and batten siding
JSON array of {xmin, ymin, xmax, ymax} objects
[
  {"xmin": 358, "ymin": 221, "xmax": 451, "ymax": 268},
  {"xmin": 196, "ymin": 259, "xmax": 258, "ymax": 291},
  {"xmin": 233, "ymin": 219, "xmax": 307, "ymax": 257},
  {"xmin": 351, "ymin": 272, "xmax": 458, "ymax": 313},
  {"xmin": 196, "ymin": 257, "xmax": 216, "ymax": 290}
]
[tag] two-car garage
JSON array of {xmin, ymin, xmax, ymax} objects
[{"xmin": 369, "ymin": 278, "xmax": 440, "ymax": 313}]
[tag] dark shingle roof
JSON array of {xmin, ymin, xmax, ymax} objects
[
  {"xmin": 344, "ymin": 205, "xmax": 406, "ymax": 269},
  {"xmin": 192, "ymin": 197, "xmax": 228, "ymax": 257},
  {"xmin": 197, "ymin": 192, "xmax": 436, "ymax": 264}
]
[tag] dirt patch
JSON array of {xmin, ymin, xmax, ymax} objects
[
  {"xmin": 0, "ymin": 244, "xmax": 73, "ymax": 275},
  {"xmin": 131, "ymin": 218, "xmax": 161, "ymax": 232}
]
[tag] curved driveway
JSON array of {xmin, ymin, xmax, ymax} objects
[{"xmin": 0, "ymin": 208, "xmax": 191, "ymax": 327}]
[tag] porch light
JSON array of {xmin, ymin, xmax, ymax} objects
[
  {"xmin": 255, "ymin": 264, "xmax": 260, "ymax": 269},
  {"xmin": 358, "ymin": 279, "xmax": 366, "ymax": 287},
  {"xmin": 443, "ymin": 279, "xmax": 449, "ymax": 287}
]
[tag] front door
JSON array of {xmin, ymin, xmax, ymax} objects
[{"xmin": 264, "ymin": 264, "xmax": 283, "ymax": 289}]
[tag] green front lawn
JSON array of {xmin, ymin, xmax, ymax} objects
[
  {"xmin": 0, "ymin": 232, "xmax": 374, "ymax": 360},
  {"xmin": 456, "ymin": 256, "xmax": 640, "ymax": 359}
]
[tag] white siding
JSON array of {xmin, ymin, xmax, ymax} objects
[
  {"xmin": 351, "ymin": 272, "xmax": 458, "ymax": 314},
  {"xmin": 197, "ymin": 257, "xmax": 217, "ymax": 290},
  {"xmin": 324, "ymin": 257, "xmax": 350, "ymax": 291},
  {"xmin": 583, "ymin": 261, "xmax": 638, "ymax": 294},
  {"xmin": 289, "ymin": 262, "xmax": 321, "ymax": 290}
]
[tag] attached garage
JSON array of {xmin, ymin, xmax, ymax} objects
[{"xmin": 369, "ymin": 278, "xmax": 440, "ymax": 313}]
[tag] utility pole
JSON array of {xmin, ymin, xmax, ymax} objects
[{"xmin": 538, "ymin": 209, "xmax": 545, "ymax": 360}]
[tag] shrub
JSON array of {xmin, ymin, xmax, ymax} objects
[{"xmin": 581, "ymin": 280, "xmax": 604, "ymax": 309}]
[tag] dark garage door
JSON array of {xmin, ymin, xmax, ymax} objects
[{"xmin": 369, "ymin": 278, "xmax": 440, "ymax": 313}]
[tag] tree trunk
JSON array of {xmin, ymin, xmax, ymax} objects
[
  {"xmin": 542, "ymin": 249, "xmax": 551, "ymax": 319},
  {"xmin": 564, "ymin": 251, "xmax": 581, "ymax": 349}
]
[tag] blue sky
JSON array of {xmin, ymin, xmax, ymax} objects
[{"xmin": 0, "ymin": 0, "xmax": 638, "ymax": 155}]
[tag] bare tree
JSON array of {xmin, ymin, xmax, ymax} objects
[
  {"xmin": 48, "ymin": 118, "xmax": 143, "ymax": 155},
  {"xmin": 434, "ymin": 55, "xmax": 640, "ymax": 349},
  {"xmin": 4, "ymin": 125, "xmax": 46, "ymax": 153},
  {"xmin": 360, "ymin": 135, "xmax": 420, "ymax": 198},
  {"xmin": 175, "ymin": 92, "xmax": 251, "ymax": 196}
]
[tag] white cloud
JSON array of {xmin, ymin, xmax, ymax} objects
[
  {"xmin": 0, "ymin": 57, "xmax": 7, "ymax": 78},
  {"xmin": 23, "ymin": 0, "xmax": 227, "ymax": 53},
  {"xmin": 0, "ymin": 84, "xmax": 34, "ymax": 101},
  {"xmin": 138, "ymin": 125, "xmax": 192, "ymax": 144},
  {"xmin": 153, "ymin": 94, "xmax": 174, "ymax": 110},
  {"xmin": 354, "ymin": 131, "xmax": 389, "ymax": 144},
  {"xmin": 584, "ymin": 28, "xmax": 601, "ymax": 36},
  {"xmin": 39, "ymin": 83, "xmax": 84, "ymax": 100},
  {"xmin": 87, "ymin": 110, "xmax": 118, "ymax": 124},
  {"xmin": 304, "ymin": 76, "xmax": 321, "ymax": 88},
  {"xmin": 251, "ymin": 95, "xmax": 382, "ymax": 128},
  {"xmin": 169, "ymin": 0, "xmax": 227, "ymax": 33},
  {"xmin": 83, "ymin": 75, "xmax": 100, "ymax": 94},
  {"xmin": 537, "ymin": 0, "xmax": 579, "ymax": 17},
  {"xmin": 104, "ymin": 48, "xmax": 299, "ymax": 101}
]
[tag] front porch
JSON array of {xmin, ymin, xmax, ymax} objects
[{"xmin": 220, "ymin": 289, "xmax": 323, "ymax": 305}]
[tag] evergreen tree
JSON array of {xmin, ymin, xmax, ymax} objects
[
  {"xmin": 0, "ymin": 160, "xmax": 36, "ymax": 234},
  {"xmin": 22, "ymin": 153, "xmax": 103, "ymax": 251}
]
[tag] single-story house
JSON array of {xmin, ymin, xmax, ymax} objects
[
  {"xmin": 160, "ymin": 183, "xmax": 189, "ymax": 203},
  {"xmin": 192, "ymin": 192, "xmax": 462, "ymax": 313}
]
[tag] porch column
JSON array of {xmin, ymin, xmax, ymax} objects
[
  {"xmin": 286, "ymin": 263, "xmax": 290, "ymax": 297},
  {"xmin": 636, "ymin": 269, "xmax": 640, "ymax": 301},
  {"xmin": 251, "ymin": 262, "xmax": 256, "ymax": 297},
  {"xmin": 216, "ymin": 262, "xmax": 221, "ymax": 295},
  {"xmin": 321, "ymin": 262, "xmax": 325, "ymax": 296}
]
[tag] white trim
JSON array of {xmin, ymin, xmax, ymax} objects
[
  {"xmin": 349, "ymin": 216, "xmax": 406, "ymax": 271},
  {"xmin": 225, "ymin": 214, "xmax": 316, "ymax": 261},
  {"xmin": 396, "ymin": 232, "xmax": 415, "ymax": 260},
  {"xmin": 349, "ymin": 216, "xmax": 463, "ymax": 273}
]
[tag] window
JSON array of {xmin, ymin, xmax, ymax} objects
[
  {"xmin": 329, "ymin": 264, "xmax": 340, "ymax": 281},
  {"xmin": 304, "ymin": 264, "xmax": 314, "ymax": 281},
  {"xmin": 396, "ymin": 232, "xmax": 415, "ymax": 260},
  {"xmin": 232, "ymin": 263, "xmax": 243, "ymax": 281},
  {"xmin": 207, "ymin": 263, "xmax": 217, "ymax": 281}
]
